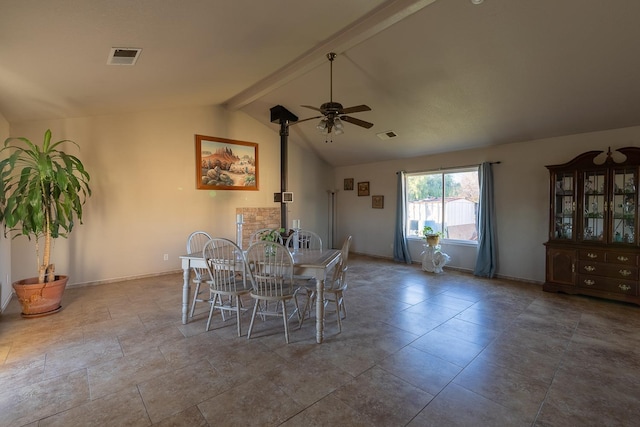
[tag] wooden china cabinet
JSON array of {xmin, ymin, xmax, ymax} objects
[{"xmin": 544, "ymin": 147, "xmax": 640, "ymax": 305}]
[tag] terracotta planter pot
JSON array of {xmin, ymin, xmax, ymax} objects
[
  {"xmin": 426, "ymin": 235, "xmax": 440, "ymax": 247},
  {"xmin": 12, "ymin": 275, "xmax": 68, "ymax": 317}
]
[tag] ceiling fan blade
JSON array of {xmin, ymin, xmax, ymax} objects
[
  {"xmin": 341, "ymin": 115, "xmax": 374, "ymax": 129},
  {"xmin": 290, "ymin": 115, "xmax": 322, "ymax": 126},
  {"xmin": 301, "ymin": 105, "xmax": 323, "ymax": 113},
  {"xmin": 339, "ymin": 104, "xmax": 371, "ymax": 114}
]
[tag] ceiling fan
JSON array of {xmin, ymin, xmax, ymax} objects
[{"xmin": 296, "ymin": 52, "xmax": 373, "ymax": 135}]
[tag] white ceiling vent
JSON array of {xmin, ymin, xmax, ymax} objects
[
  {"xmin": 376, "ymin": 130, "xmax": 398, "ymax": 140},
  {"xmin": 107, "ymin": 48, "xmax": 142, "ymax": 65}
]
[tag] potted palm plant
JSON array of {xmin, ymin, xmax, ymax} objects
[{"xmin": 0, "ymin": 129, "xmax": 91, "ymax": 317}]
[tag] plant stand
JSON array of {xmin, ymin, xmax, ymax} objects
[{"xmin": 421, "ymin": 244, "xmax": 450, "ymax": 273}]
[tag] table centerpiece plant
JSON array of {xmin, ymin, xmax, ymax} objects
[{"xmin": 259, "ymin": 227, "xmax": 285, "ymax": 256}]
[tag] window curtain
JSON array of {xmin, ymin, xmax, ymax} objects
[
  {"xmin": 474, "ymin": 162, "xmax": 497, "ymax": 277},
  {"xmin": 393, "ymin": 171, "xmax": 412, "ymax": 263}
]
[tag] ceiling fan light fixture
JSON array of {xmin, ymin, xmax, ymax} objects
[
  {"xmin": 317, "ymin": 118, "xmax": 329, "ymax": 133},
  {"xmin": 333, "ymin": 117, "xmax": 344, "ymax": 135}
]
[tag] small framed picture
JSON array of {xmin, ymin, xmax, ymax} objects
[
  {"xmin": 372, "ymin": 195, "xmax": 384, "ymax": 209},
  {"xmin": 344, "ymin": 178, "xmax": 354, "ymax": 191},
  {"xmin": 358, "ymin": 181, "xmax": 370, "ymax": 196}
]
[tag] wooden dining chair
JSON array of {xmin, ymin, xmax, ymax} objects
[
  {"xmin": 323, "ymin": 235, "xmax": 352, "ymax": 332},
  {"xmin": 245, "ymin": 241, "xmax": 302, "ymax": 343},
  {"xmin": 187, "ymin": 230, "xmax": 212, "ymax": 318},
  {"xmin": 300, "ymin": 235, "xmax": 352, "ymax": 331},
  {"xmin": 203, "ymin": 238, "xmax": 250, "ymax": 336},
  {"xmin": 285, "ymin": 229, "xmax": 322, "ymax": 251}
]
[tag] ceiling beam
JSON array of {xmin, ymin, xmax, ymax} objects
[{"xmin": 224, "ymin": 0, "xmax": 437, "ymax": 111}]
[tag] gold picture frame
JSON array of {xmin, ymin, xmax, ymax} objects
[
  {"xmin": 372, "ymin": 195, "xmax": 384, "ymax": 209},
  {"xmin": 195, "ymin": 134, "xmax": 258, "ymax": 190},
  {"xmin": 357, "ymin": 181, "xmax": 370, "ymax": 196}
]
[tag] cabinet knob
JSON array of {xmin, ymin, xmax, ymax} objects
[
  {"xmin": 587, "ymin": 253, "xmax": 597, "ymax": 259},
  {"xmin": 583, "ymin": 279, "xmax": 595, "ymax": 286},
  {"xmin": 583, "ymin": 265, "xmax": 596, "ymax": 272},
  {"xmin": 617, "ymin": 256, "xmax": 629, "ymax": 262},
  {"xmin": 618, "ymin": 269, "xmax": 632, "ymax": 277},
  {"xmin": 618, "ymin": 284, "xmax": 632, "ymax": 291}
]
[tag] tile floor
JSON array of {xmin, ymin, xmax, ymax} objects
[{"xmin": 1, "ymin": 254, "xmax": 640, "ymax": 426}]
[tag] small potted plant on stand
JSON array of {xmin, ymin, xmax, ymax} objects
[
  {"xmin": 421, "ymin": 226, "xmax": 449, "ymax": 273},
  {"xmin": 0, "ymin": 129, "xmax": 91, "ymax": 317},
  {"xmin": 423, "ymin": 226, "xmax": 443, "ymax": 247}
]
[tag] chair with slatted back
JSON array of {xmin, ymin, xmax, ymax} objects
[
  {"xmin": 285, "ymin": 231, "xmax": 323, "ymax": 281},
  {"xmin": 285, "ymin": 229, "xmax": 323, "ymax": 322},
  {"xmin": 299, "ymin": 235, "xmax": 352, "ymax": 331},
  {"xmin": 285, "ymin": 229, "xmax": 322, "ymax": 251},
  {"xmin": 203, "ymin": 238, "xmax": 250, "ymax": 336},
  {"xmin": 323, "ymin": 235, "xmax": 352, "ymax": 332},
  {"xmin": 245, "ymin": 241, "xmax": 302, "ymax": 343},
  {"xmin": 187, "ymin": 231, "xmax": 212, "ymax": 318}
]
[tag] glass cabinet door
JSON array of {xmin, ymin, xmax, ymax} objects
[
  {"xmin": 612, "ymin": 167, "xmax": 636, "ymax": 244},
  {"xmin": 582, "ymin": 170, "xmax": 606, "ymax": 242},
  {"xmin": 553, "ymin": 172, "xmax": 575, "ymax": 240}
]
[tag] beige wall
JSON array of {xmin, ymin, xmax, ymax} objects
[
  {"xmin": 0, "ymin": 113, "xmax": 10, "ymax": 310},
  {"xmin": 334, "ymin": 126, "xmax": 640, "ymax": 283},
  {"xmin": 4, "ymin": 106, "xmax": 332, "ymax": 289},
  {"xmin": 4, "ymin": 102, "xmax": 640, "ymax": 298}
]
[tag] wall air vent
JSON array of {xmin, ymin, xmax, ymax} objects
[
  {"xmin": 107, "ymin": 48, "xmax": 142, "ymax": 65},
  {"xmin": 376, "ymin": 130, "xmax": 398, "ymax": 140}
]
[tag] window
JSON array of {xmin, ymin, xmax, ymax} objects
[{"xmin": 406, "ymin": 168, "xmax": 479, "ymax": 243}]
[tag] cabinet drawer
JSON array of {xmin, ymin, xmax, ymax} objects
[
  {"xmin": 579, "ymin": 249, "xmax": 605, "ymax": 262},
  {"xmin": 577, "ymin": 274, "xmax": 638, "ymax": 295},
  {"xmin": 578, "ymin": 261, "xmax": 638, "ymax": 280},
  {"xmin": 605, "ymin": 252, "xmax": 638, "ymax": 266}
]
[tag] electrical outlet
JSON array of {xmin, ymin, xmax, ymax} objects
[{"xmin": 163, "ymin": 254, "xmax": 169, "ymax": 261}]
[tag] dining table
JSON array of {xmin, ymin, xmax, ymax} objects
[{"xmin": 179, "ymin": 247, "xmax": 342, "ymax": 343}]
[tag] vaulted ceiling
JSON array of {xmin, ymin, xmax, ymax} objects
[{"xmin": 2, "ymin": 0, "xmax": 640, "ymax": 166}]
